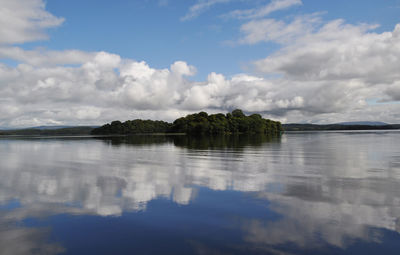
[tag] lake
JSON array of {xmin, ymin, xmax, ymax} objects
[{"xmin": 0, "ymin": 131, "xmax": 399, "ymax": 254}]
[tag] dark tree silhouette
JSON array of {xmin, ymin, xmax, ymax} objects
[{"xmin": 91, "ymin": 109, "xmax": 283, "ymax": 135}]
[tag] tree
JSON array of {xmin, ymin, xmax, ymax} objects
[
  {"xmin": 232, "ymin": 109, "xmax": 245, "ymax": 118},
  {"xmin": 91, "ymin": 109, "xmax": 283, "ymax": 135}
]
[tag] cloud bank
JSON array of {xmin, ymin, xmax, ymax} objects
[{"xmin": 0, "ymin": 0, "xmax": 64, "ymax": 45}]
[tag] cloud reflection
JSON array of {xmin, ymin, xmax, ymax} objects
[
  {"xmin": 0, "ymin": 224, "xmax": 64, "ymax": 255},
  {"xmin": 0, "ymin": 132, "xmax": 399, "ymax": 252}
]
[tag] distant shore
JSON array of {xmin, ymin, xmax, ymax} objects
[
  {"xmin": 2, "ymin": 119, "xmax": 399, "ymax": 136},
  {"xmin": 283, "ymin": 123, "xmax": 400, "ymax": 131}
]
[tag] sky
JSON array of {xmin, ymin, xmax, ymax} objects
[{"xmin": 0, "ymin": 0, "xmax": 400, "ymax": 127}]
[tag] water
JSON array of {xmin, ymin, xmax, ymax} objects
[{"xmin": 0, "ymin": 131, "xmax": 399, "ymax": 254}]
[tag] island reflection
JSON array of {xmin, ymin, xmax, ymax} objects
[{"xmin": 0, "ymin": 132, "xmax": 399, "ymax": 254}]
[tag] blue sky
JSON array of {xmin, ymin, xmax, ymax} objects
[
  {"xmin": 39, "ymin": 0, "xmax": 400, "ymax": 79},
  {"xmin": 0, "ymin": 0, "xmax": 400, "ymax": 127}
]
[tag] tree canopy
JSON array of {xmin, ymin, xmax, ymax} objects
[
  {"xmin": 91, "ymin": 119, "xmax": 172, "ymax": 135},
  {"xmin": 91, "ymin": 109, "xmax": 283, "ymax": 135},
  {"xmin": 169, "ymin": 110, "xmax": 282, "ymax": 135}
]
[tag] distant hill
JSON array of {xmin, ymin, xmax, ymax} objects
[
  {"xmin": 335, "ymin": 121, "xmax": 388, "ymax": 126},
  {"xmin": 2, "ymin": 121, "xmax": 399, "ymax": 135},
  {"xmin": 0, "ymin": 126, "xmax": 96, "ymax": 136},
  {"xmin": 283, "ymin": 123, "xmax": 400, "ymax": 131},
  {"xmin": 28, "ymin": 125, "xmax": 74, "ymax": 130}
]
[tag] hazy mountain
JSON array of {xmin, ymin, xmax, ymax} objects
[
  {"xmin": 282, "ymin": 123, "xmax": 400, "ymax": 131},
  {"xmin": 335, "ymin": 121, "xmax": 389, "ymax": 126},
  {"xmin": 0, "ymin": 126, "xmax": 98, "ymax": 136},
  {"xmin": 29, "ymin": 125, "xmax": 74, "ymax": 130}
]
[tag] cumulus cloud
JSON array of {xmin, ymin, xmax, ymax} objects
[
  {"xmin": 233, "ymin": 13, "xmax": 400, "ymax": 123},
  {"xmin": 251, "ymin": 19, "xmax": 399, "ymax": 84},
  {"xmin": 1, "ymin": 44, "xmax": 400, "ymax": 127},
  {"xmin": 0, "ymin": 51, "xmax": 202, "ymax": 127},
  {"xmin": 0, "ymin": 0, "xmax": 64, "ymax": 44}
]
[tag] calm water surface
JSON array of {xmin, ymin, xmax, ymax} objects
[{"xmin": 0, "ymin": 131, "xmax": 400, "ymax": 254}]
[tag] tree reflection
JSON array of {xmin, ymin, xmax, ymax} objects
[
  {"xmin": 93, "ymin": 134, "xmax": 280, "ymax": 150},
  {"xmin": 0, "ymin": 132, "xmax": 399, "ymax": 254}
]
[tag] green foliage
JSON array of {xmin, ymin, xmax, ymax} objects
[
  {"xmin": 170, "ymin": 109, "xmax": 283, "ymax": 135},
  {"xmin": 231, "ymin": 109, "xmax": 245, "ymax": 118},
  {"xmin": 91, "ymin": 109, "xmax": 283, "ymax": 135},
  {"xmin": 91, "ymin": 119, "xmax": 172, "ymax": 135}
]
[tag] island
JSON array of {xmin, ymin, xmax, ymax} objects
[
  {"xmin": 91, "ymin": 109, "xmax": 283, "ymax": 135},
  {"xmin": 2, "ymin": 113, "xmax": 399, "ymax": 136}
]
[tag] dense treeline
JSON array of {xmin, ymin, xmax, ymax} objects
[
  {"xmin": 91, "ymin": 119, "xmax": 172, "ymax": 135},
  {"xmin": 170, "ymin": 109, "xmax": 282, "ymax": 135},
  {"xmin": 91, "ymin": 109, "xmax": 283, "ymax": 135}
]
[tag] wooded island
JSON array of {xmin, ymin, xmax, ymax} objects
[{"xmin": 91, "ymin": 109, "xmax": 283, "ymax": 135}]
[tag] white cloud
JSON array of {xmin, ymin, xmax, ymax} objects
[
  {"xmin": 181, "ymin": 0, "xmax": 232, "ymax": 21},
  {"xmin": 251, "ymin": 19, "xmax": 398, "ymax": 83},
  {"xmin": 1, "ymin": 45, "xmax": 400, "ymax": 127},
  {"xmin": 0, "ymin": 46, "xmax": 96, "ymax": 66},
  {"xmin": 0, "ymin": 0, "xmax": 64, "ymax": 44},
  {"xmin": 184, "ymin": 0, "xmax": 302, "ymax": 21},
  {"xmin": 239, "ymin": 13, "xmax": 321, "ymax": 44},
  {"xmin": 224, "ymin": 0, "xmax": 302, "ymax": 20},
  {"xmin": 232, "ymin": 12, "xmax": 400, "ymax": 123}
]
